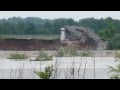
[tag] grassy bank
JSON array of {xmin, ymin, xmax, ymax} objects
[{"xmin": 0, "ymin": 35, "xmax": 60, "ymax": 40}]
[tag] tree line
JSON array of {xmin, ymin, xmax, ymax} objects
[
  {"xmin": 0, "ymin": 17, "xmax": 119, "ymax": 36},
  {"xmin": 0, "ymin": 17, "xmax": 77, "ymax": 35}
]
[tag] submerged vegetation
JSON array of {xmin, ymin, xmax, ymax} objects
[
  {"xmin": 8, "ymin": 52, "xmax": 28, "ymax": 60},
  {"xmin": 57, "ymin": 46, "xmax": 93, "ymax": 57},
  {"xmin": 35, "ymin": 50, "xmax": 53, "ymax": 61},
  {"xmin": 57, "ymin": 46, "xmax": 79, "ymax": 57},
  {"xmin": 80, "ymin": 50, "xmax": 93, "ymax": 57}
]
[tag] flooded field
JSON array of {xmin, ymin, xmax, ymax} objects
[{"xmin": 0, "ymin": 57, "xmax": 117, "ymax": 79}]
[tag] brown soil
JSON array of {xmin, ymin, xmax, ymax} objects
[{"xmin": 0, "ymin": 39, "xmax": 93, "ymax": 51}]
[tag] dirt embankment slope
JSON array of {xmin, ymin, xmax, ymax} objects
[
  {"xmin": 0, "ymin": 39, "xmax": 94, "ymax": 51},
  {"xmin": 0, "ymin": 39, "xmax": 60, "ymax": 51}
]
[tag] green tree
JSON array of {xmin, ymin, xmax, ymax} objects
[
  {"xmin": 107, "ymin": 34, "xmax": 120, "ymax": 50},
  {"xmin": 43, "ymin": 21, "xmax": 53, "ymax": 35},
  {"xmin": 24, "ymin": 22, "xmax": 36, "ymax": 35},
  {"xmin": 16, "ymin": 22, "xmax": 25, "ymax": 34}
]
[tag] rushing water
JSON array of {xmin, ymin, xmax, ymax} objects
[{"xmin": 0, "ymin": 57, "xmax": 117, "ymax": 79}]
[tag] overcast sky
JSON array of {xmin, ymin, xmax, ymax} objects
[{"xmin": 0, "ymin": 11, "xmax": 120, "ymax": 21}]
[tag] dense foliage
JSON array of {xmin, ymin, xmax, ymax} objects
[
  {"xmin": 0, "ymin": 17, "xmax": 77, "ymax": 35},
  {"xmin": 0, "ymin": 17, "xmax": 119, "ymax": 36},
  {"xmin": 107, "ymin": 34, "xmax": 120, "ymax": 50}
]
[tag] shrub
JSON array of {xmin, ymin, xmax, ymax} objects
[
  {"xmin": 8, "ymin": 52, "xmax": 28, "ymax": 60},
  {"xmin": 108, "ymin": 50, "xmax": 120, "ymax": 79},
  {"xmin": 114, "ymin": 51, "xmax": 120, "ymax": 61},
  {"xmin": 80, "ymin": 50, "xmax": 93, "ymax": 57},
  {"xmin": 57, "ymin": 48, "xmax": 64, "ymax": 57},
  {"xmin": 65, "ymin": 46, "xmax": 78, "ymax": 57},
  {"xmin": 36, "ymin": 50, "xmax": 53, "ymax": 61},
  {"xmin": 35, "ymin": 65, "xmax": 53, "ymax": 79},
  {"xmin": 57, "ymin": 46, "xmax": 79, "ymax": 57},
  {"xmin": 108, "ymin": 64, "xmax": 120, "ymax": 79}
]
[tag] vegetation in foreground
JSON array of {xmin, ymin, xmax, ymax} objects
[
  {"xmin": 108, "ymin": 51, "xmax": 120, "ymax": 79},
  {"xmin": 1, "ymin": 50, "xmax": 120, "ymax": 79},
  {"xmin": 35, "ymin": 65, "xmax": 53, "ymax": 79}
]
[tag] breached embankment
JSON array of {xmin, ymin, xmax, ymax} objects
[{"xmin": 0, "ymin": 39, "xmax": 95, "ymax": 51}]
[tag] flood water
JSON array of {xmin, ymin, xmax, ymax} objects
[{"xmin": 0, "ymin": 57, "xmax": 117, "ymax": 79}]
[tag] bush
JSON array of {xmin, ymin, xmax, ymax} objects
[
  {"xmin": 108, "ymin": 64, "xmax": 120, "ymax": 79},
  {"xmin": 80, "ymin": 50, "xmax": 93, "ymax": 57},
  {"xmin": 35, "ymin": 65, "xmax": 53, "ymax": 79},
  {"xmin": 108, "ymin": 50, "xmax": 120, "ymax": 79},
  {"xmin": 114, "ymin": 51, "xmax": 120, "ymax": 61},
  {"xmin": 8, "ymin": 52, "xmax": 28, "ymax": 60},
  {"xmin": 57, "ymin": 46, "xmax": 79, "ymax": 57},
  {"xmin": 36, "ymin": 50, "xmax": 53, "ymax": 61},
  {"xmin": 65, "ymin": 46, "xmax": 78, "ymax": 57},
  {"xmin": 57, "ymin": 48, "xmax": 64, "ymax": 57}
]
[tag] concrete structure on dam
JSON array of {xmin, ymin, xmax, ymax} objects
[{"xmin": 61, "ymin": 26, "xmax": 107, "ymax": 50}]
